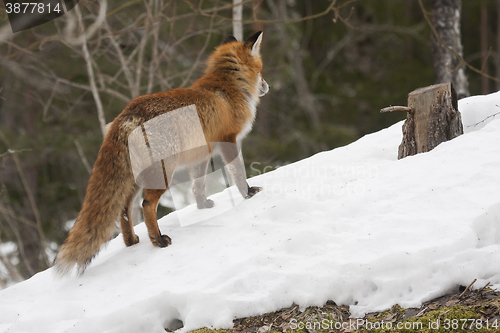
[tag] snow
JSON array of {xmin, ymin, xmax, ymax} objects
[
  {"xmin": 1, "ymin": 92, "xmax": 500, "ymax": 332},
  {"xmin": 459, "ymin": 90, "xmax": 500, "ymax": 132},
  {"xmin": 0, "ymin": 242, "xmax": 19, "ymax": 285}
]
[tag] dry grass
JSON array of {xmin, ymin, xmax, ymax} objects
[{"xmin": 181, "ymin": 283, "xmax": 500, "ymax": 333}]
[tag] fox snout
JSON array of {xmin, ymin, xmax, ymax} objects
[{"xmin": 259, "ymin": 74, "xmax": 269, "ymax": 97}]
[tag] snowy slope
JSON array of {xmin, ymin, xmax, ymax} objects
[{"xmin": 1, "ymin": 92, "xmax": 500, "ymax": 333}]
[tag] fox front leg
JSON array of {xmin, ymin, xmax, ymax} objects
[
  {"xmin": 219, "ymin": 141, "xmax": 262, "ymax": 199},
  {"xmin": 121, "ymin": 186, "xmax": 141, "ymax": 246},
  {"xmin": 246, "ymin": 185, "xmax": 262, "ymax": 198}
]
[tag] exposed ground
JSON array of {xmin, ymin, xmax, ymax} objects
[{"xmin": 183, "ymin": 281, "xmax": 500, "ymax": 333}]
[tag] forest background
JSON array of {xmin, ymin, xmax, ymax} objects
[{"xmin": 0, "ymin": 0, "xmax": 499, "ymax": 286}]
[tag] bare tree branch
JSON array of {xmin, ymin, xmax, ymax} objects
[
  {"xmin": 418, "ymin": 0, "xmax": 499, "ymax": 82},
  {"xmin": 0, "ymin": 133, "xmax": 50, "ymax": 267},
  {"xmin": 147, "ymin": 0, "xmax": 161, "ymax": 94},
  {"xmin": 0, "ymin": 209, "xmax": 35, "ymax": 276},
  {"xmin": 103, "ymin": 22, "xmax": 137, "ymax": 98},
  {"xmin": 180, "ymin": 4, "xmax": 218, "ymax": 88},
  {"xmin": 0, "ymin": 205, "xmax": 38, "ymax": 229},
  {"xmin": 74, "ymin": 139, "xmax": 92, "ymax": 175},
  {"xmin": 55, "ymin": 77, "xmax": 130, "ymax": 103},
  {"xmin": 0, "ymin": 246, "xmax": 24, "ymax": 283},
  {"xmin": 75, "ymin": 4, "xmax": 107, "ymax": 138},
  {"xmin": 134, "ymin": 21, "xmax": 150, "ymax": 98},
  {"xmin": 62, "ymin": 1, "xmax": 108, "ymax": 46}
]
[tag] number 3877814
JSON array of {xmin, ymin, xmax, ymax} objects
[{"xmin": 5, "ymin": 2, "xmax": 62, "ymax": 14}]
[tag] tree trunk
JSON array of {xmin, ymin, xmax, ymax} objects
[
  {"xmin": 480, "ymin": 2, "xmax": 489, "ymax": 94},
  {"xmin": 396, "ymin": 83, "xmax": 463, "ymax": 159},
  {"xmin": 430, "ymin": 0, "xmax": 469, "ymax": 99},
  {"xmin": 496, "ymin": 0, "xmax": 500, "ymax": 90},
  {"xmin": 233, "ymin": 0, "xmax": 243, "ymax": 41}
]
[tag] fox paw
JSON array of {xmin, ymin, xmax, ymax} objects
[
  {"xmin": 131, "ymin": 234, "xmax": 140, "ymax": 245},
  {"xmin": 151, "ymin": 234, "xmax": 172, "ymax": 248},
  {"xmin": 124, "ymin": 234, "xmax": 140, "ymax": 247},
  {"xmin": 159, "ymin": 235, "xmax": 172, "ymax": 247},
  {"xmin": 246, "ymin": 186, "xmax": 263, "ymax": 199},
  {"xmin": 133, "ymin": 234, "xmax": 139, "ymax": 244},
  {"xmin": 197, "ymin": 199, "xmax": 215, "ymax": 209}
]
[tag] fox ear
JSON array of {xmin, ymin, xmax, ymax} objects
[
  {"xmin": 245, "ymin": 31, "xmax": 263, "ymax": 57},
  {"xmin": 222, "ymin": 35, "xmax": 238, "ymax": 44}
]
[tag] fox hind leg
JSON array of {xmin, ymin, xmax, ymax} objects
[
  {"xmin": 143, "ymin": 188, "xmax": 172, "ymax": 248},
  {"xmin": 121, "ymin": 186, "xmax": 141, "ymax": 246},
  {"xmin": 190, "ymin": 158, "xmax": 214, "ymax": 209}
]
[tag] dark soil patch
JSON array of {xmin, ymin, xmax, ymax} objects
[{"xmin": 186, "ymin": 282, "xmax": 500, "ymax": 333}]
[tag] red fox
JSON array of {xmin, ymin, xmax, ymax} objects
[{"xmin": 54, "ymin": 31, "xmax": 269, "ymax": 276}]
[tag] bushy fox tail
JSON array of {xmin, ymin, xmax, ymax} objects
[{"xmin": 54, "ymin": 124, "xmax": 136, "ymax": 276}]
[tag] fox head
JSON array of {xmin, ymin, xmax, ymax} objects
[{"xmin": 206, "ymin": 31, "xmax": 270, "ymax": 99}]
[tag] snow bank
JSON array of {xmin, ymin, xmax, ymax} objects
[
  {"xmin": 1, "ymin": 92, "xmax": 500, "ymax": 333},
  {"xmin": 459, "ymin": 90, "xmax": 500, "ymax": 132}
]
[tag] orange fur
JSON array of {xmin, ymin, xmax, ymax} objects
[{"xmin": 54, "ymin": 32, "xmax": 269, "ymax": 276}]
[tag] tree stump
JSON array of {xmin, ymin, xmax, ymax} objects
[{"xmin": 380, "ymin": 82, "xmax": 463, "ymax": 160}]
